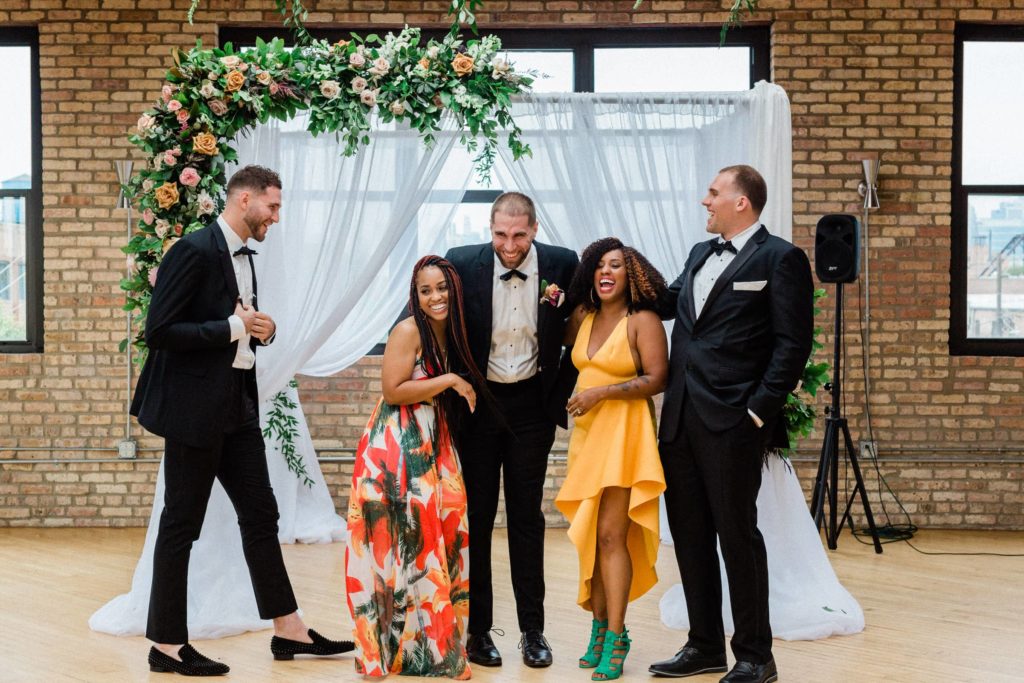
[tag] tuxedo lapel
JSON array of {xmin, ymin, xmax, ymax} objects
[
  {"xmin": 698, "ymin": 226, "xmax": 767, "ymax": 320},
  {"xmin": 682, "ymin": 243, "xmax": 713, "ymax": 328},
  {"xmin": 475, "ymin": 244, "xmax": 494, "ymax": 337},
  {"xmin": 535, "ymin": 243, "xmax": 551, "ymax": 350},
  {"xmin": 211, "ymin": 223, "xmax": 240, "ymax": 304}
]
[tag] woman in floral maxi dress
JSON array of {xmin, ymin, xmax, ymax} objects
[{"xmin": 345, "ymin": 255, "xmax": 487, "ymax": 678}]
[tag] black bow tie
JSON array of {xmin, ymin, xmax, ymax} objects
[
  {"xmin": 231, "ymin": 245, "xmax": 258, "ymax": 310},
  {"xmin": 233, "ymin": 246, "xmax": 258, "ymax": 257},
  {"xmin": 499, "ymin": 269, "xmax": 527, "ymax": 282},
  {"xmin": 710, "ymin": 240, "xmax": 737, "ymax": 256}
]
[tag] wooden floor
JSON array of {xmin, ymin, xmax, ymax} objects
[{"xmin": 1, "ymin": 527, "xmax": 1022, "ymax": 682}]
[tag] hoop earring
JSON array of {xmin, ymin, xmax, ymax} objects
[{"xmin": 590, "ymin": 288, "xmax": 598, "ymax": 307}]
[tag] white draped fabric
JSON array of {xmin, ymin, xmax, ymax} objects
[
  {"xmin": 90, "ymin": 117, "xmax": 473, "ymax": 639},
  {"xmin": 497, "ymin": 82, "xmax": 793, "ymax": 274},
  {"xmin": 658, "ymin": 458, "xmax": 865, "ymax": 641}
]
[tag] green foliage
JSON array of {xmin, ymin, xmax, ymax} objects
[
  {"xmin": 633, "ymin": 0, "xmax": 760, "ymax": 45},
  {"xmin": 782, "ymin": 288, "xmax": 830, "ymax": 452},
  {"xmin": 122, "ymin": 30, "xmax": 534, "ymax": 354},
  {"xmin": 261, "ymin": 379, "xmax": 314, "ymax": 487}
]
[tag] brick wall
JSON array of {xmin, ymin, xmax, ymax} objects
[{"xmin": 2, "ymin": 0, "xmax": 1023, "ymax": 529}]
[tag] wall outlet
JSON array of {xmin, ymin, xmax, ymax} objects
[
  {"xmin": 117, "ymin": 439, "xmax": 137, "ymax": 459},
  {"xmin": 859, "ymin": 440, "xmax": 877, "ymax": 460}
]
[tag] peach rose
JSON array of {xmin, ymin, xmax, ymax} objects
[
  {"xmin": 451, "ymin": 53, "xmax": 475, "ymax": 77},
  {"xmin": 154, "ymin": 182, "xmax": 179, "ymax": 210},
  {"xmin": 256, "ymin": 70, "xmax": 272, "ymax": 85},
  {"xmin": 225, "ymin": 70, "xmax": 245, "ymax": 92},
  {"xmin": 418, "ymin": 57, "xmax": 430, "ymax": 70},
  {"xmin": 335, "ymin": 39, "xmax": 350, "ymax": 50},
  {"xmin": 192, "ymin": 132, "xmax": 218, "ymax": 156}
]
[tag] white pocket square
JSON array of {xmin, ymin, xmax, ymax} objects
[{"xmin": 734, "ymin": 280, "xmax": 767, "ymax": 291}]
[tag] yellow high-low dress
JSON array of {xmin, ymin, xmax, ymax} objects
[{"xmin": 555, "ymin": 313, "xmax": 667, "ymax": 609}]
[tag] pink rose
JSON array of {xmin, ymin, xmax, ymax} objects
[
  {"xmin": 167, "ymin": 99, "xmax": 182, "ymax": 112},
  {"xmin": 161, "ymin": 84, "xmax": 173, "ymax": 103},
  {"xmin": 268, "ymin": 82, "xmax": 280, "ymax": 95},
  {"xmin": 208, "ymin": 99, "xmax": 228, "ymax": 116},
  {"xmin": 176, "ymin": 109, "xmax": 190, "ymax": 124},
  {"xmin": 142, "ymin": 208, "xmax": 154, "ymax": 225},
  {"xmin": 179, "ymin": 167, "xmax": 201, "ymax": 187},
  {"xmin": 163, "ymin": 151, "xmax": 177, "ymax": 167},
  {"xmin": 148, "ymin": 267, "xmax": 159, "ymax": 287},
  {"xmin": 174, "ymin": 223, "xmax": 183, "ymax": 236}
]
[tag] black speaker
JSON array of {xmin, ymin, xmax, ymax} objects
[{"xmin": 814, "ymin": 214, "xmax": 860, "ymax": 283}]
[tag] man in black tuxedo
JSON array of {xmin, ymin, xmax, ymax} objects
[
  {"xmin": 131, "ymin": 165, "xmax": 350, "ymax": 676},
  {"xmin": 649, "ymin": 165, "xmax": 813, "ymax": 683},
  {"xmin": 444, "ymin": 192, "xmax": 578, "ymax": 669}
]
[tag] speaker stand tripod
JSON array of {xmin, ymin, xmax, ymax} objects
[{"xmin": 809, "ymin": 282, "xmax": 883, "ymax": 554}]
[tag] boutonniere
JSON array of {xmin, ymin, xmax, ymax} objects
[{"xmin": 539, "ymin": 279, "xmax": 565, "ymax": 308}]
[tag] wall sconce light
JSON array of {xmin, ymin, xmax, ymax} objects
[{"xmin": 858, "ymin": 159, "xmax": 880, "ymax": 211}]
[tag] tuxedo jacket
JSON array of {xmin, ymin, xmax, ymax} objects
[
  {"xmin": 659, "ymin": 226, "xmax": 814, "ymax": 450},
  {"xmin": 445, "ymin": 241, "xmax": 579, "ymax": 428},
  {"xmin": 131, "ymin": 222, "xmax": 268, "ymax": 449}
]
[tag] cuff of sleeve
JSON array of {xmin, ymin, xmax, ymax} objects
[
  {"xmin": 228, "ymin": 315, "xmax": 244, "ymax": 342},
  {"xmin": 748, "ymin": 408, "xmax": 764, "ymax": 428}
]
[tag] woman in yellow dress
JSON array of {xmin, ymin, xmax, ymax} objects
[{"xmin": 556, "ymin": 237, "xmax": 669, "ymax": 681}]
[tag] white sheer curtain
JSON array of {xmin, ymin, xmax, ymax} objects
[
  {"xmin": 91, "ymin": 116, "xmax": 473, "ymax": 640},
  {"xmin": 496, "ymin": 81, "xmax": 792, "ymax": 276}
]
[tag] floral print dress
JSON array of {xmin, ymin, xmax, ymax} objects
[{"xmin": 345, "ymin": 359, "xmax": 471, "ymax": 679}]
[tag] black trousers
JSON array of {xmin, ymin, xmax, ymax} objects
[
  {"xmin": 147, "ymin": 371, "xmax": 297, "ymax": 644},
  {"xmin": 458, "ymin": 375, "xmax": 556, "ymax": 635},
  {"xmin": 659, "ymin": 394, "xmax": 772, "ymax": 664}
]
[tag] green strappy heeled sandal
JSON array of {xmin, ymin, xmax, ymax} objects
[
  {"xmin": 579, "ymin": 618, "xmax": 608, "ymax": 668},
  {"xmin": 591, "ymin": 626, "xmax": 630, "ymax": 681}
]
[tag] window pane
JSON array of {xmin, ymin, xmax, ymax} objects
[
  {"xmin": 966, "ymin": 194, "xmax": 1024, "ymax": 339},
  {"xmin": 962, "ymin": 42, "xmax": 1024, "ymax": 185},
  {"xmin": 594, "ymin": 47, "xmax": 749, "ymax": 92},
  {"xmin": 0, "ymin": 46, "xmax": 32, "ymax": 185},
  {"xmin": 0, "ymin": 196, "xmax": 27, "ymax": 341},
  {"xmin": 505, "ymin": 50, "xmax": 573, "ymax": 93}
]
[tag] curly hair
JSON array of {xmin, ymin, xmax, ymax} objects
[{"xmin": 567, "ymin": 237, "xmax": 668, "ymax": 313}]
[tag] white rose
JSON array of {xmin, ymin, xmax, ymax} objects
[
  {"xmin": 426, "ymin": 45, "xmax": 440, "ymax": 60},
  {"xmin": 136, "ymin": 113, "xmax": 156, "ymax": 133},
  {"xmin": 389, "ymin": 100, "xmax": 406, "ymax": 116},
  {"xmin": 350, "ymin": 76, "xmax": 368, "ymax": 93},
  {"xmin": 219, "ymin": 55, "xmax": 241, "ymax": 68},
  {"xmin": 155, "ymin": 219, "xmax": 170, "ymax": 239},
  {"xmin": 360, "ymin": 89, "xmax": 378, "ymax": 107},
  {"xmin": 368, "ymin": 57, "xmax": 391, "ymax": 76},
  {"xmin": 142, "ymin": 178, "xmax": 154, "ymax": 192},
  {"xmin": 199, "ymin": 81, "xmax": 216, "ymax": 98},
  {"xmin": 349, "ymin": 53, "xmax": 366, "ymax": 68},
  {"xmin": 319, "ymin": 80, "xmax": 341, "ymax": 100},
  {"xmin": 196, "ymin": 191, "xmax": 216, "ymax": 216}
]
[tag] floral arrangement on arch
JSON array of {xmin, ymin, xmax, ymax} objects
[{"xmin": 121, "ymin": 28, "xmax": 533, "ymax": 353}]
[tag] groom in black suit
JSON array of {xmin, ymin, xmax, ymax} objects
[
  {"xmin": 650, "ymin": 165, "xmax": 813, "ymax": 683},
  {"xmin": 445, "ymin": 192, "xmax": 578, "ymax": 669},
  {"xmin": 131, "ymin": 165, "xmax": 350, "ymax": 676}
]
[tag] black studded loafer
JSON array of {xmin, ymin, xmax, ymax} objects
[
  {"xmin": 148, "ymin": 644, "xmax": 229, "ymax": 676},
  {"xmin": 270, "ymin": 628, "xmax": 355, "ymax": 660}
]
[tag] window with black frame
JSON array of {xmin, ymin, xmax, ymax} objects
[
  {"xmin": 218, "ymin": 26, "xmax": 768, "ymax": 351},
  {"xmin": 0, "ymin": 27, "xmax": 42, "ymax": 352},
  {"xmin": 952, "ymin": 24, "xmax": 1024, "ymax": 355}
]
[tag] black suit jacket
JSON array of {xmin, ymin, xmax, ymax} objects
[
  {"xmin": 659, "ymin": 226, "xmax": 814, "ymax": 450},
  {"xmin": 130, "ymin": 222, "xmax": 268, "ymax": 449},
  {"xmin": 445, "ymin": 241, "xmax": 579, "ymax": 428}
]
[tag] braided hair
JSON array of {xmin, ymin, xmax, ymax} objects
[
  {"xmin": 408, "ymin": 255, "xmax": 487, "ymax": 438},
  {"xmin": 567, "ymin": 237, "xmax": 668, "ymax": 313}
]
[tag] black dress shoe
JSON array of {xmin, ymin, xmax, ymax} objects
[
  {"xmin": 720, "ymin": 658, "xmax": 778, "ymax": 683},
  {"xmin": 149, "ymin": 644, "xmax": 229, "ymax": 676},
  {"xmin": 648, "ymin": 645, "xmax": 727, "ymax": 677},
  {"xmin": 519, "ymin": 630, "xmax": 553, "ymax": 668},
  {"xmin": 270, "ymin": 628, "xmax": 355, "ymax": 660},
  {"xmin": 467, "ymin": 632, "xmax": 502, "ymax": 667}
]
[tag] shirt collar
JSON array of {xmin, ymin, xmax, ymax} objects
[
  {"xmin": 217, "ymin": 215, "xmax": 246, "ymax": 255},
  {"xmin": 494, "ymin": 243, "xmax": 538, "ymax": 278},
  {"xmin": 721, "ymin": 221, "xmax": 761, "ymax": 253}
]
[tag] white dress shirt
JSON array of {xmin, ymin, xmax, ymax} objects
[
  {"xmin": 488, "ymin": 245, "xmax": 539, "ymax": 383},
  {"xmin": 217, "ymin": 216, "xmax": 256, "ymax": 370},
  {"xmin": 693, "ymin": 221, "xmax": 765, "ymax": 426}
]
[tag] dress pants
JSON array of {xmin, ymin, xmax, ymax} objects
[
  {"xmin": 659, "ymin": 393, "xmax": 772, "ymax": 664},
  {"xmin": 458, "ymin": 374, "xmax": 555, "ymax": 635},
  {"xmin": 147, "ymin": 370, "xmax": 297, "ymax": 643}
]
